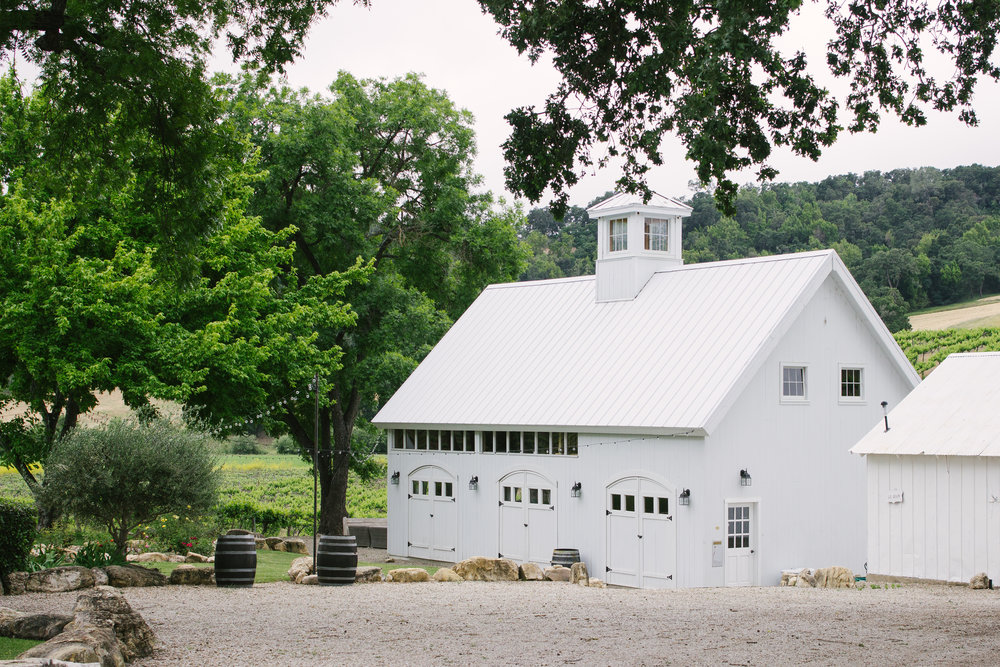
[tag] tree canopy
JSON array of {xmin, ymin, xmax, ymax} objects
[{"xmin": 480, "ymin": 0, "xmax": 1000, "ymax": 215}]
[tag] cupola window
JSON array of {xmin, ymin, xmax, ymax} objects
[
  {"xmin": 644, "ymin": 218, "xmax": 668, "ymax": 251},
  {"xmin": 609, "ymin": 218, "xmax": 628, "ymax": 252}
]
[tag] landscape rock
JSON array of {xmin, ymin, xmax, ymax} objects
[
  {"xmin": 254, "ymin": 538, "xmax": 268, "ymax": 549},
  {"xmin": 0, "ymin": 660, "xmax": 102, "ymax": 666},
  {"xmin": 970, "ymin": 572, "xmax": 990, "ymax": 589},
  {"xmin": 282, "ymin": 538, "xmax": 308, "ymax": 555},
  {"xmin": 167, "ymin": 554, "xmax": 186, "ymax": 563},
  {"xmin": 571, "ymin": 562, "xmax": 590, "ymax": 586},
  {"xmin": 168, "ymin": 565, "xmax": 214, "ymax": 586},
  {"xmin": 265, "ymin": 537, "xmax": 284, "ymax": 550},
  {"xmin": 795, "ymin": 569, "xmax": 816, "ymax": 587},
  {"xmin": 452, "ymin": 557, "xmax": 519, "ymax": 582},
  {"xmin": 66, "ymin": 586, "xmax": 156, "ymax": 663},
  {"xmin": 133, "ymin": 553, "xmax": 169, "ymax": 563},
  {"xmin": 90, "ymin": 569, "xmax": 109, "ymax": 587},
  {"xmin": 588, "ymin": 578, "xmax": 607, "ymax": 588},
  {"xmin": 300, "ymin": 575, "xmax": 319, "ymax": 585},
  {"xmin": 124, "ymin": 555, "xmax": 138, "ymax": 562},
  {"xmin": 355, "ymin": 566, "xmax": 383, "ymax": 583},
  {"xmin": 25, "ymin": 567, "xmax": 96, "ymax": 594},
  {"xmin": 544, "ymin": 566, "xmax": 571, "ymax": 582},
  {"xmin": 102, "ymin": 565, "xmax": 167, "ymax": 588},
  {"xmin": 184, "ymin": 552, "xmax": 211, "ymax": 563},
  {"xmin": 287, "ymin": 557, "xmax": 314, "ymax": 584},
  {"xmin": 386, "ymin": 568, "xmax": 430, "ymax": 583},
  {"xmin": 814, "ymin": 566, "xmax": 855, "ymax": 588},
  {"xmin": 432, "ymin": 568, "xmax": 462, "ymax": 583},
  {"xmin": 0, "ymin": 608, "xmax": 72, "ymax": 639},
  {"xmin": 519, "ymin": 563, "xmax": 545, "ymax": 581},
  {"xmin": 6, "ymin": 571, "xmax": 28, "ymax": 595},
  {"xmin": 17, "ymin": 625, "xmax": 123, "ymax": 667}
]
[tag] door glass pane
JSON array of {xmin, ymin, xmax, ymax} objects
[
  {"xmin": 728, "ymin": 507, "xmax": 735, "ymax": 520},
  {"xmin": 421, "ymin": 481, "xmax": 429, "ymax": 495},
  {"xmin": 412, "ymin": 480, "xmax": 419, "ymax": 495},
  {"xmin": 537, "ymin": 432, "xmax": 550, "ymax": 455},
  {"xmin": 658, "ymin": 497, "xmax": 669, "ymax": 514},
  {"xmin": 542, "ymin": 489, "xmax": 551, "ymax": 505},
  {"xmin": 523, "ymin": 432, "xmax": 535, "ymax": 454},
  {"xmin": 514, "ymin": 487, "xmax": 522, "ymax": 503},
  {"xmin": 529, "ymin": 488, "xmax": 538, "ymax": 504},
  {"xmin": 504, "ymin": 486, "xmax": 511, "ymax": 502},
  {"xmin": 435, "ymin": 481, "xmax": 442, "ymax": 496},
  {"xmin": 625, "ymin": 495, "xmax": 635, "ymax": 512},
  {"xmin": 509, "ymin": 432, "xmax": 521, "ymax": 453},
  {"xmin": 611, "ymin": 493, "xmax": 621, "ymax": 511},
  {"xmin": 644, "ymin": 496, "xmax": 654, "ymax": 514},
  {"xmin": 567, "ymin": 433, "xmax": 578, "ymax": 455},
  {"xmin": 445, "ymin": 482, "xmax": 453, "ymax": 497}
]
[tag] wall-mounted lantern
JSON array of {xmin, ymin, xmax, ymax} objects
[
  {"xmin": 571, "ymin": 481, "xmax": 583, "ymax": 498},
  {"xmin": 679, "ymin": 489, "xmax": 691, "ymax": 506},
  {"xmin": 881, "ymin": 400, "xmax": 890, "ymax": 432},
  {"xmin": 740, "ymin": 469, "xmax": 752, "ymax": 487},
  {"xmin": 469, "ymin": 475, "xmax": 479, "ymax": 491},
  {"xmin": 390, "ymin": 471, "xmax": 400, "ymax": 485}
]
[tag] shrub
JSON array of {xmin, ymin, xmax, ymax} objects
[
  {"xmin": 0, "ymin": 497, "xmax": 37, "ymax": 582},
  {"xmin": 137, "ymin": 513, "xmax": 218, "ymax": 555},
  {"xmin": 274, "ymin": 435, "xmax": 299, "ymax": 455},
  {"xmin": 73, "ymin": 541, "xmax": 128, "ymax": 568},
  {"xmin": 26, "ymin": 544, "xmax": 67, "ymax": 572},
  {"xmin": 228, "ymin": 435, "xmax": 261, "ymax": 455},
  {"xmin": 42, "ymin": 420, "xmax": 220, "ymax": 557}
]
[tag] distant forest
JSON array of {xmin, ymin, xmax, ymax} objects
[{"xmin": 520, "ymin": 165, "xmax": 1000, "ymax": 331}]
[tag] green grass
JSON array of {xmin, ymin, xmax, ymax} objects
[
  {"xmin": 0, "ymin": 637, "xmax": 44, "ymax": 660},
  {"xmin": 145, "ymin": 549, "xmax": 438, "ymax": 583}
]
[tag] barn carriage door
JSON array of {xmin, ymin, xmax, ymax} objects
[
  {"xmin": 406, "ymin": 466, "xmax": 457, "ymax": 560},
  {"xmin": 498, "ymin": 471, "xmax": 557, "ymax": 564},
  {"xmin": 606, "ymin": 476, "xmax": 677, "ymax": 589}
]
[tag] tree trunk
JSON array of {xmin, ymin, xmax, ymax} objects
[{"xmin": 319, "ymin": 407, "xmax": 353, "ymax": 535}]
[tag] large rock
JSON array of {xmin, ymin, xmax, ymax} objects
[
  {"xmin": 813, "ymin": 566, "xmax": 855, "ymax": 588},
  {"xmin": 588, "ymin": 578, "xmax": 607, "ymax": 589},
  {"xmin": 17, "ymin": 625, "xmax": 123, "ymax": 667},
  {"xmin": 133, "ymin": 553, "xmax": 170, "ymax": 563},
  {"xmin": 6, "ymin": 571, "xmax": 28, "ymax": 595},
  {"xmin": 571, "ymin": 562, "xmax": 590, "ymax": 586},
  {"xmin": 386, "ymin": 568, "xmax": 430, "ymax": 583},
  {"xmin": 519, "ymin": 563, "xmax": 545, "ymax": 581},
  {"xmin": 300, "ymin": 575, "xmax": 319, "ymax": 585},
  {"xmin": 0, "ymin": 661, "xmax": 103, "ymax": 666},
  {"xmin": 288, "ymin": 557, "xmax": 314, "ymax": 584},
  {"xmin": 544, "ymin": 566, "xmax": 571, "ymax": 582},
  {"xmin": 102, "ymin": 565, "xmax": 167, "ymax": 588},
  {"xmin": 432, "ymin": 568, "xmax": 462, "ymax": 583},
  {"xmin": 452, "ymin": 557, "xmax": 519, "ymax": 582},
  {"xmin": 264, "ymin": 537, "xmax": 284, "ymax": 550},
  {"xmin": 25, "ymin": 567, "xmax": 96, "ymax": 594},
  {"xmin": 254, "ymin": 538, "xmax": 268, "ymax": 549},
  {"xmin": 0, "ymin": 608, "xmax": 72, "ymax": 639},
  {"xmin": 90, "ymin": 569, "xmax": 109, "ymax": 587},
  {"xmin": 355, "ymin": 566, "xmax": 383, "ymax": 583},
  {"xmin": 794, "ymin": 568, "xmax": 816, "ymax": 587},
  {"xmin": 66, "ymin": 586, "xmax": 156, "ymax": 663},
  {"xmin": 971, "ymin": 572, "xmax": 990, "ymax": 589},
  {"xmin": 168, "ymin": 565, "xmax": 214, "ymax": 586},
  {"xmin": 184, "ymin": 551, "xmax": 210, "ymax": 563},
  {"xmin": 282, "ymin": 538, "xmax": 308, "ymax": 555}
]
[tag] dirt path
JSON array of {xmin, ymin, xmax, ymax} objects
[
  {"xmin": 910, "ymin": 295, "xmax": 1000, "ymax": 330},
  {"xmin": 7, "ymin": 582, "xmax": 1000, "ymax": 665}
]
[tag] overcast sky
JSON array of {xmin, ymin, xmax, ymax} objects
[{"xmin": 252, "ymin": 0, "xmax": 1000, "ymax": 210}]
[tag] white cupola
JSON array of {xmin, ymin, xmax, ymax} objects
[{"xmin": 586, "ymin": 191, "xmax": 693, "ymax": 302}]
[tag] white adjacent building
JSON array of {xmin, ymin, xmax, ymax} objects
[
  {"xmin": 373, "ymin": 192, "xmax": 919, "ymax": 588},
  {"xmin": 852, "ymin": 352, "xmax": 1000, "ymax": 584}
]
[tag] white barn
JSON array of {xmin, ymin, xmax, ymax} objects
[
  {"xmin": 373, "ymin": 192, "xmax": 919, "ymax": 588},
  {"xmin": 852, "ymin": 352, "xmax": 1000, "ymax": 584}
]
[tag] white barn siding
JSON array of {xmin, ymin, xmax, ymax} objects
[{"xmin": 866, "ymin": 454, "xmax": 1000, "ymax": 583}]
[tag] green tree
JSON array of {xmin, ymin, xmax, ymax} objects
[
  {"xmin": 41, "ymin": 420, "xmax": 219, "ymax": 556},
  {"xmin": 215, "ymin": 72, "xmax": 527, "ymax": 535},
  {"xmin": 481, "ymin": 0, "xmax": 1000, "ymax": 214}
]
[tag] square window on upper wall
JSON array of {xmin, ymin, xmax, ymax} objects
[
  {"xmin": 839, "ymin": 365, "xmax": 865, "ymax": 403},
  {"xmin": 780, "ymin": 363, "xmax": 808, "ymax": 403}
]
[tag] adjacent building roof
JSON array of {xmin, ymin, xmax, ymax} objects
[
  {"xmin": 374, "ymin": 249, "xmax": 917, "ymax": 435},
  {"xmin": 852, "ymin": 352, "xmax": 1000, "ymax": 457}
]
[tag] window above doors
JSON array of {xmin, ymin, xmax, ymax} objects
[{"xmin": 780, "ymin": 363, "xmax": 808, "ymax": 403}]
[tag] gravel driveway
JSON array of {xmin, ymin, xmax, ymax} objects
[{"xmin": 6, "ymin": 581, "xmax": 1000, "ymax": 665}]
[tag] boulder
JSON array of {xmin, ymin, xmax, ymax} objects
[
  {"xmin": 431, "ymin": 568, "xmax": 462, "ymax": 583},
  {"xmin": 355, "ymin": 566, "xmax": 383, "ymax": 583},
  {"xmin": 184, "ymin": 552, "xmax": 210, "ymax": 563},
  {"xmin": 0, "ymin": 608, "xmax": 72, "ymax": 640},
  {"xmin": 102, "ymin": 565, "xmax": 167, "ymax": 588},
  {"xmin": 90, "ymin": 569, "xmax": 109, "ymax": 587},
  {"xmin": 166, "ymin": 554, "xmax": 185, "ymax": 563},
  {"xmin": 386, "ymin": 568, "xmax": 431, "ymax": 583},
  {"xmin": 452, "ymin": 557, "xmax": 519, "ymax": 582},
  {"xmin": 168, "ymin": 565, "xmax": 214, "ymax": 586},
  {"xmin": 6, "ymin": 571, "xmax": 28, "ymax": 595},
  {"xmin": 588, "ymin": 578, "xmax": 607, "ymax": 589},
  {"xmin": 287, "ymin": 557, "xmax": 314, "ymax": 584},
  {"xmin": 813, "ymin": 566, "xmax": 855, "ymax": 589},
  {"xmin": 571, "ymin": 562, "xmax": 590, "ymax": 586},
  {"xmin": 301, "ymin": 575, "xmax": 319, "ymax": 585},
  {"xmin": 282, "ymin": 538, "xmax": 308, "ymax": 555},
  {"xmin": 970, "ymin": 572, "xmax": 990, "ymax": 589},
  {"xmin": 544, "ymin": 566, "xmax": 571, "ymax": 582},
  {"xmin": 254, "ymin": 538, "xmax": 268, "ymax": 550},
  {"xmin": 519, "ymin": 563, "xmax": 545, "ymax": 581},
  {"xmin": 66, "ymin": 586, "xmax": 156, "ymax": 663},
  {"xmin": 0, "ymin": 661, "xmax": 103, "ymax": 666},
  {"xmin": 133, "ymin": 553, "xmax": 169, "ymax": 563},
  {"xmin": 264, "ymin": 537, "xmax": 284, "ymax": 550},
  {"xmin": 25, "ymin": 567, "xmax": 96, "ymax": 594},
  {"xmin": 795, "ymin": 568, "xmax": 816, "ymax": 588},
  {"xmin": 17, "ymin": 625, "xmax": 123, "ymax": 667}
]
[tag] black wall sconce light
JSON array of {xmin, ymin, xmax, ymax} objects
[
  {"xmin": 469, "ymin": 475, "xmax": 479, "ymax": 491},
  {"xmin": 390, "ymin": 471, "xmax": 400, "ymax": 485},
  {"xmin": 571, "ymin": 481, "xmax": 582, "ymax": 498},
  {"xmin": 740, "ymin": 469, "xmax": 752, "ymax": 487},
  {"xmin": 679, "ymin": 489, "xmax": 691, "ymax": 506},
  {"xmin": 881, "ymin": 400, "xmax": 890, "ymax": 432}
]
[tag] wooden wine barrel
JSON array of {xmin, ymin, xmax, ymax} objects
[
  {"xmin": 551, "ymin": 548, "xmax": 581, "ymax": 568},
  {"xmin": 316, "ymin": 535, "xmax": 357, "ymax": 586},
  {"xmin": 214, "ymin": 534, "xmax": 257, "ymax": 587}
]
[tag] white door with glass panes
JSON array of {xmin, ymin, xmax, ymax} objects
[
  {"xmin": 406, "ymin": 466, "xmax": 457, "ymax": 560},
  {"xmin": 605, "ymin": 477, "xmax": 676, "ymax": 588},
  {"xmin": 724, "ymin": 503, "xmax": 757, "ymax": 586},
  {"xmin": 498, "ymin": 471, "xmax": 557, "ymax": 564}
]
